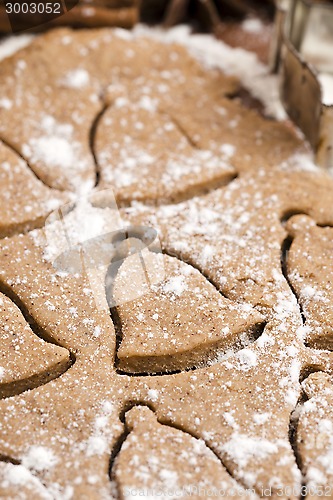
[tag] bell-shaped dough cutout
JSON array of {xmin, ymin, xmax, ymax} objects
[
  {"xmin": 0, "ymin": 142, "xmax": 68, "ymax": 238},
  {"xmin": 113, "ymin": 250, "xmax": 264, "ymax": 374},
  {"xmin": 95, "ymin": 102, "xmax": 236, "ymax": 205},
  {"xmin": 0, "ymin": 293, "xmax": 72, "ymax": 399}
]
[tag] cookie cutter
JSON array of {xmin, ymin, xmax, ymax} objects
[{"xmin": 270, "ymin": 0, "xmax": 333, "ymax": 170}]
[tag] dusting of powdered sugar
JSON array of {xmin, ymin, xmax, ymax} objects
[
  {"xmin": 80, "ymin": 400, "xmax": 120, "ymax": 458},
  {"xmin": 0, "ymin": 23, "xmax": 316, "ymax": 126},
  {"xmin": 0, "ymin": 25, "xmax": 326, "ymax": 124},
  {"xmin": 133, "ymin": 24, "xmax": 286, "ymax": 120},
  {"xmin": 222, "ymin": 434, "xmax": 279, "ymax": 469}
]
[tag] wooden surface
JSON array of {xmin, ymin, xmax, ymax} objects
[{"xmin": 0, "ymin": 0, "xmax": 139, "ymax": 33}]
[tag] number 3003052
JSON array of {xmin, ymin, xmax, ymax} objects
[{"xmin": 5, "ymin": 2, "xmax": 62, "ymax": 14}]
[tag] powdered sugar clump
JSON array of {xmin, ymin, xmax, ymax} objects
[
  {"xmin": 22, "ymin": 446, "xmax": 58, "ymax": 472},
  {"xmin": 318, "ymin": 73, "xmax": 333, "ymax": 106},
  {"xmin": 162, "ymin": 275, "xmax": 187, "ymax": 297},
  {"xmin": 86, "ymin": 436, "xmax": 108, "ymax": 457},
  {"xmin": 61, "ymin": 68, "xmax": 90, "ymax": 89},
  {"xmin": 22, "ymin": 114, "xmax": 92, "ymax": 193},
  {"xmin": 82, "ymin": 400, "xmax": 120, "ymax": 458},
  {"xmin": 27, "ymin": 136, "xmax": 74, "ymax": 168},
  {"xmin": 220, "ymin": 143, "xmax": 236, "ymax": 159},
  {"xmin": 222, "ymin": 434, "xmax": 278, "ymax": 468},
  {"xmin": 148, "ymin": 389, "xmax": 159, "ymax": 402},
  {"xmin": 0, "ymin": 97, "xmax": 12, "ymax": 109},
  {"xmin": 0, "ymin": 34, "xmax": 34, "ymax": 61},
  {"xmin": 235, "ymin": 348, "xmax": 258, "ymax": 371},
  {"xmin": 242, "ymin": 18, "xmax": 265, "ymax": 34},
  {"xmin": 1, "ymin": 463, "xmax": 53, "ymax": 499}
]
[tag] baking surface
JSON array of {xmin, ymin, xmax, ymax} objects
[{"xmin": 0, "ymin": 24, "xmax": 333, "ymax": 499}]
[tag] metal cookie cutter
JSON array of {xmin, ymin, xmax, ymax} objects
[{"xmin": 271, "ymin": 0, "xmax": 333, "ymax": 170}]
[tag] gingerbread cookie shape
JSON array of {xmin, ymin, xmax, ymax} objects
[
  {"xmin": 112, "ymin": 405, "xmax": 259, "ymax": 499},
  {"xmin": 297, "ymin": 372, "xmax": 333, "ymax": 496}
]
